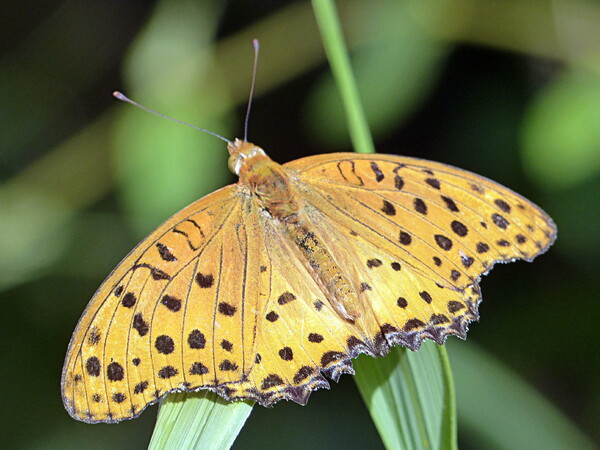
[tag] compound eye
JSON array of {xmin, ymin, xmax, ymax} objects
[{"xmin": 228, "ymin": 154, "xmax": 244, "ymax": 175}]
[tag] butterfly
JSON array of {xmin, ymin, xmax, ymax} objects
[{"xmin": 61, "ymin": 134, "xmax": 556, "ymax": 423}]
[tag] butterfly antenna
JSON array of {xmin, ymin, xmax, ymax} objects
[
  {"xmin": 243, "ymin": 39, "xmax": 260, "ymax": 142},
  {"xmin": 113, "ymin": 91, "xmax": 231, "ymax": 144}
]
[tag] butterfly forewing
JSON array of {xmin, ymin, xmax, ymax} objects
[
  {"xmin": 62, "ymin": 185, "xmax": 242, "ymax": 422},
  {"xmin": 287, "ymin": 153, "xmax": 556, "ymax": 272}
]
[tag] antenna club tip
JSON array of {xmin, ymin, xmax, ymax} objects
[
  {"xmin": 113, "ymin": 91, "xmax": 126, "ymax": 100},
  {"xmin": 252, "ymin": 39, "xmax": 259, "ymax": 49}
]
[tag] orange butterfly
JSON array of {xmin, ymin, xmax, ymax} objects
[{"xmin": 62, "ymin": 133, "xmax": 556, "ymax": 423}]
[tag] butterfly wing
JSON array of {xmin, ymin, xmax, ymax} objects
[
  {"xmin": 280, "ymin": 152, "xmax": 556, "ymax": 350},
  {"xmin": 61, "ymin": 183, "xmax": 258, "ymax": 423}
]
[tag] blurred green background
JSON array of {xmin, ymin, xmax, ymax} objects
[{"xmin": 1, "ymin": 0, "xmax": 599, "ymax": 448}]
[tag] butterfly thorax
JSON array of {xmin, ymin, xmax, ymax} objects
[{"xmin": 231, "ymin": 140, "xmax": 300, "ymax": 220}]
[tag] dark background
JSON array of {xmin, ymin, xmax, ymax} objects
[{"xmin": 1, "ymin": 0, "xmax": 598, "ymax": 448}]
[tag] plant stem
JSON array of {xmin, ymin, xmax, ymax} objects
[{"xmin": 312, "ymin": 0, "xmax": 375, "ymax": 154}]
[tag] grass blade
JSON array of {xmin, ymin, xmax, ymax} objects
[
  {"xmin": 149, "ymin": 391, "xmax": 253, "ymax": 450},
  {"xmin": 355, "ymin": 344, "xmax": 457, "ymax": 450},
  {"xmin": 311, "ymin": 0, "xmax": 375, "ymax": 154}
]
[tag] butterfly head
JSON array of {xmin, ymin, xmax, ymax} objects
[{"xmin": 228, "ymin": 138, "xmax": 267, "ymax": 175}]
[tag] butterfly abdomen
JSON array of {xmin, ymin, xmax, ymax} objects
[{"xmin": 291, "ymin": 225, "xmax": 361, "ymax": 322}]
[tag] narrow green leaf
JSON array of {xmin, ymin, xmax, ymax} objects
[
  {"xmin": 306, "ymin": 1, "xmax": 448, "ymax": 148},
  {"xmin": 311, "ymin": 0, "xmax": 375, "ymax": 154},
  {"xmin": 436, "ymin": 345, "xmax": 457, "ymax": 449},
  {"xmin": 355, "ymin": 344, "xmax": 456, "ymax": 450},
  {"xmin": 149, "ymin": 391, "xmax": 253, "ymax": 450}
]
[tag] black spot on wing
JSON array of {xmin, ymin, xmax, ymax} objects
[
  {"xmin": 293, "ymin": 366, "xmax": 314, "ymax": 384},
  {"xmin": 494, "ymin": 198, "xmax": 511, "ymax": 213},
  {"xmin": 366, "ymin": 258, "xmax": 382, "ymax": 268},
  {"xmin": 434, "ymin": 235, "xmax": 453, "ymax": 251},
  {"xmin": 399, "ymin": 231, "xmax": 412, "ymax": 245},
  {"xmin": 441, "ymin": 196, "xmax": 459, "ymax": 212},
  {"xmin": 308, "ymin": 333, "xmax": 324, "ymax": 343},
  {"xmin": 451, "ymin": 221, "xmax": 468, "ymax": 237},
  {"xmin": 121, "ymin": 292, "xmax": 136, "ymax": 308},
  {"xmin": 414, "ymin": 198, "xmax": 427, "ymax": 215},
  {"xmin": 107, "ymin": 362, "xmax": 124, "ymax": 382},
  {"xmin": 277, "ymin": 292, "xmax": 296, "ymax": 305},
  {"xmin": 419, "ymin": 291, "xmax": 432, "ymax": 304},
  {"xmin": 261, "ymin": 374, "xmax": 284, "ymax": 389},
  {"xmin": 321, "ymin": 351, "xmax": 348, "ymax": 367},
  {"xmin": 394, "ymin": 174, "xmax": 404, "ymax": 190},
  {"xmin": 404, "ymin": 319, "xmax": 426, "ymax": 331},
  {"xmin": 132, "ymin": 313, "xmax": 149, "ymax": 337},
  {"xmin": 218, "ymin": 302, "xmax": 236, "ymax": 316},
  {"xmin": 219, "ymin": 360, "xmax": 238, "ymax": 371},
  {"xmin": 221, "ymin": 340, "xmax": 233, "ymax": 352},
  {"xmin": 195, "ymin": 273, "xmax": 214, "ymax": 288},
  {"xmin": 188, "ymin": 329, "xmax": 206, "ymax": 349},
  {"xmin": 134, "ymin": 381, "xmax": 149, "ymax": 394},
  {"xmin": 156, "ymin": 243, "xmax": 177, "ymax": 261},
  {"xmin": 190, "ymin": 362, "xmax": 209, "ymax": 375},
  {"xmin": 133, "ymin": 263, "xmax": 171, "ymax": 280},
  {"xmin": 155, "ymin": 335, "xmax": 175, "ymax": 354},
  {"xmin": 161, "ymin": 295, "xmax": 182, "ymax": 312},
  {"xmin": 279, "ymin": 347, "xmax": 294, "ymax": 361},
  {"xmin": 425, "ymin": 178, "xmax": 441, "ymax": 189},
  {"xmin": 112, "ymin": 393, "xmax": 126, "ymax": 403},
  {"xmin": 492, "ymin": 213, "xmax": 509, "ymax": 229},
  {"xmin": 370, "ymin": 161, "xmax": 384, "ymax": 182},
  {"xmin": 158, "ymin": 366, "xmax": 178, "ymax": 379},
  {"xmin": 86, "ymin": 357, "xmax": 101, "ymax": 377},
  {"xmin": 266, "ymin": 311, "xmax": 279, "ymax": 322},
  {"xmin": 476, "ymin": 242, "xmax": 489, "ymax": 253},
  {"xmin": 87, "ymin": 327, "xmax": 101, "ymax": 346},
  {"xmin": 381, "ymin": 200, "xmax": 396, "ymax": 216}
]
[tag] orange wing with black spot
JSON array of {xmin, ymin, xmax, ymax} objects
[
  {"xmin": 61, "ymin": 184, "xmax": 248, "ymax": 422},
  {"xmin": 282, "ymin": 152, "xmax": 555, "ymax": 351}
]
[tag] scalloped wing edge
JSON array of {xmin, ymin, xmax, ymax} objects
[{"xmin": 64, "ymin": 295, "xmax": 479, "ymax": 423}]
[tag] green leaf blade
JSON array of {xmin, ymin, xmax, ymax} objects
[
  {"xmin": 354, "ymin": 343, "xmax": 457, "ymax": 450},
  {"xmin": 149, "ymin": 391, "xmax": 253, "ymax": 450}
]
